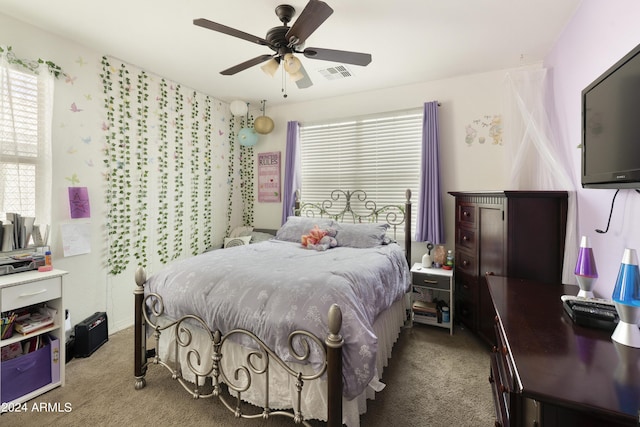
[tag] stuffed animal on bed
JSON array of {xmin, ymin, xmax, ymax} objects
[{"xmin": 301, "ymin": 225, "xmax": 338, "ymax": 251}]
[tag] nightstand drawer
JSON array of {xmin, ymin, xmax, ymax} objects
[
  {"xmin": 412, "ymin": 272, "xmax": 450, "ymax": 290},
  {"xmin": 1, "ymin": 277, "xmax": 62, "ymax": 311}
]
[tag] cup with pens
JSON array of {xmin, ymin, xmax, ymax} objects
[{"xmin": 1, "ymin": 312, "xmax": 16, "ymax": 339}]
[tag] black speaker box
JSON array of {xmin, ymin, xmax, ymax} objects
[{"xmin": 74, "ymin": 312, "xmax": 108, "ymax": 358}]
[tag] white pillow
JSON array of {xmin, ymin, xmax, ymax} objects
[
  {"xmin": 223, "ymin": 236, "xmax": 252, "ymax": 248},
  {"xmin": 228, "ymin": 226, "xmax": 254, "ymax": 238}
]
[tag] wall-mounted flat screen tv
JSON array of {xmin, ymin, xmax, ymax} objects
[{"xmin": 582, "ymin": 42, "xmax": 640, "ymax": 189}]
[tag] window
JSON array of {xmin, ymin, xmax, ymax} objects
[
  {"xmin": 299, "ymin": 109, "xmax": 422, "ymax": 236},
  {"xmin": 0, "ymin": 62, "xmax": 53, "ymax": 234}
]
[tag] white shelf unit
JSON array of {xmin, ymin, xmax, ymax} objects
[
  {"xmin": 410, "ymin": 263, "xmax": 454, "ymax": 335},
  {"xmin": 0, "ymin": 269, "xmax": 67, "ymax": 406}
]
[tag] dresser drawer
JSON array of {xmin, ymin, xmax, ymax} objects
[
  {"xmin": 456, "ymin": 296, "xmax": 476, "ymax": 328},
  {"xmin": 457, "ymin": 203, "xmax": 476, "ymax": 228},
  {"xmin": 1, "ymin": 277, "xmax": 62, "ymax": 311},
  {"xmin": 493, "ymin": 320, "xmax": 516, "ymax": 392},
  {"xmin": 455, "ymin": 273, "xmax": 478, "ymax": 301},
  {"xmin": 455, "ymin": 273, "xmax": 477, "ymax": 325},
  {"xmin": 412, "ymin": 271, "xmax": 450, "ymax": 290},
  {"xmin": 490, "ymin": 353, "xmax": 510, "ymax": 427},
  {"xmin": 456, "ymin": 251, "xmax": 476, "ymax": 275},
  {"xmin": 457, "ymin": 227, "xmax": 476, "ymax": 251}
]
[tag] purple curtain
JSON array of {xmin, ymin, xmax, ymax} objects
[
  {"xmin": 415, "ymin": 101, "xmax": 444, "ymax": 243},
  {"xmin": 281, "ymin": 121, "xmax": 301, "ymax": 225}
]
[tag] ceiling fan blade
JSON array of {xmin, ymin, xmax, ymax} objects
[
  {"xmin": 294, "ymin": 63, "xmax": 313, "ymax": 89},
  {"xmin": 194, "ymin": 18, "xmax": 269, "ymax": 46},
  {"xmin": 302, "ymin": 47, "xmax": 372, "ymax": 66},
  {"xmin": 285, "ymin": 1, "xmax": 333, "ymax": 46},
  {"xmin": 221, "ymin": 54, "xmax": 275, "ymax": 75}
]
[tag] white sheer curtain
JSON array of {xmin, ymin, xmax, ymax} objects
[
  {"xmin": 503, "ymin": 67, "xmax": 578, "ymax": 284},
  {"xmin": 0, "ymin": 53, "xmax": 53, "ymax": 247}
]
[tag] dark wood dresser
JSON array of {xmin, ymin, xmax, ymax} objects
[
  {"xmin": 448, "ymin": 191, "xmax": 568, "ymax": 345},
  {"xmin": 487, "ymin": 275, "xmax": 640, "ymax": 427}
]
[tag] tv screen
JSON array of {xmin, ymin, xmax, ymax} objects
[{"xmin": 582, "ymin": 43, "xmax": 640, "ymax": 189}]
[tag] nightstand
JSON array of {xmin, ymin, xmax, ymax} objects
[
  {"xmin": 410, "ymin": 263, "xmax": 454, "ymax": 335},
  {"xmin": 1, "ymin": 269, "xmax": 68, "ymax": 405}
]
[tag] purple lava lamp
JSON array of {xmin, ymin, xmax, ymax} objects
[{"xmin": 574, "ymin": 236, "xmax": 598, "ymax": 298}]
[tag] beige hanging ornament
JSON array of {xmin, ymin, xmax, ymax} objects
[{"xmin": 254, "ymin": 99, "xmax": 275, "ymax": 135}]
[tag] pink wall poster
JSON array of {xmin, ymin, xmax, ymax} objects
[{"xmin": 258, "ymin": 151, "xmax": 281, "ymax": 203}]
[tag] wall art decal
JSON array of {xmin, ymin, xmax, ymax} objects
[{"xmin": 465, "ymin": 114, "xmax": 502, "ymax": 146}]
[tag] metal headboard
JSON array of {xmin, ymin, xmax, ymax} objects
[{"xmin": 294, "ymin": 189, "xmax": 412, "ymax": 265}]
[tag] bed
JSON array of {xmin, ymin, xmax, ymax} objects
[{"xmin": 133, "ymin": 189, "xmax": 413, "ymax": 427}]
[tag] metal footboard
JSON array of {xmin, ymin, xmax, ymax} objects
[{"xmin": 134, "ymin": 266, "xmax": 344, "ymax": 427}]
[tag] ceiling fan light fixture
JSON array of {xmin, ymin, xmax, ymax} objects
[
  {"xmin": 289, "ymin": 71, "xmax": 305, "ymax": 82},
  {"xmin": 229, "ymin": 100, "xmax": 248, "ymax": 116},
  {"xmin": 260, "ymin": 58, "xmax": 279, "ymax": 77},
  {"xmin": 283, "ymin": 53, "xmax": 302, "ymax": 74}
]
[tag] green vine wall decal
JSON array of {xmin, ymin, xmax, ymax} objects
[
  {"xmin": 157, "ymin": 78, "xmax": 170, "ymax": 264},
  {"xmin": 111, "ymin": 64, "xmax": 133, "ymax": 274},
  {"xmin": 225, "ymin": 116, "xmax": 237, "ymax": 238},
  {"xmin": 0, "ymin": 46, "xmax": 67, "ymax": 79},
  {"xmin": 172, "ymin": 85, "xmax": 185, "ymax": 260},
  {"xmin": 189, "ymin": 91, "xmax": 200, "ymax": 256},
  {"xmin": 102, "ymin": 57, "xmax": 236, "ymax": 275},
  {"xmin": 240, "ymin": 143, "xmax": 255, "ymax": 226},
  {"xmin": 135, "ymin": 70, "xmax": 150, "ymax": 268},
  {"xmin": 101, "ymin": 56, "xmax": 121, "ymax": 274},
  {"xmin": 203, "ymin": 98, "xmax": 213, "ymax": 250}
]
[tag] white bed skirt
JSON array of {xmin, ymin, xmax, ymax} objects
[{"xmin": 153, "ymin": 298, "xmax": 406, "ymax": 427}]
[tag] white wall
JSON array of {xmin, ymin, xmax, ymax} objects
[
  {"xmin": 545, "ymin": 0, "xmax": 640, "ymax": 297},
  {"xmin": 254, "ymin": 70, "xmax": 511, "ymax": 264}
]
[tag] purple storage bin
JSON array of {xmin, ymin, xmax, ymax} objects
[{"xmin": 1, "ymin": 342, "xmax": 52, "ymax": 403}]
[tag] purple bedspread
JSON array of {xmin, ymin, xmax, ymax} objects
[{"xmin": 145, "ymin": 239, "xmax": 410, "ymax": 399}]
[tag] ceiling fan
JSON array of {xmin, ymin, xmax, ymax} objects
[{"xmin": 193, "ymin": 0, "xmax": 372, "ymax": 89}]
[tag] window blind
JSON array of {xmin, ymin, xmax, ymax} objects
[
  {"xmin": 299, "ymin": 109, "xmax": 422, "ymax": 236},
  {"xmin": 0, "ymin": 65, "xmax": 47, "ymax": 221}
]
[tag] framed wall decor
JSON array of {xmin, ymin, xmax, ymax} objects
[{"xmin": 258, "ymin": 151, "xmax": 281, "ymax": 202}]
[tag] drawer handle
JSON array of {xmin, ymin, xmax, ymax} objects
[
  {"xmin": 423, "ymin": 279, "xmax": 438, "ymax": 285},
  {"xmin": 462, "ymin": 260, "xmax": 469, "ymax": 267},
  {"xmin": 463, "ymin": 211, "xmax": 470, "ymax": 217},
  {"xmin": 462, "ymin": 235, "xmax": 469, "ymax": 241},
  {"xmin": 19, "ymin": 289, "xmax": 48, "ymax": 298}
]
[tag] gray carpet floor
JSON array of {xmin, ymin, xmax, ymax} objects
[{"xmin": 1, "ymin": 323, "xmax": 494, "ymax": 426}]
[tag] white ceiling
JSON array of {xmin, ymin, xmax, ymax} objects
[{"xmin": 0, "ymin": 0, "xmax": 581, "ymax": 107}]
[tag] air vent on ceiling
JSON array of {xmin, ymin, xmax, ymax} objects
[{"xmin": 317, "ymin": 65, "xmax": 353, "ymax": 81}]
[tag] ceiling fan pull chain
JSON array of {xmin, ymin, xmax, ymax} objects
[{"xmin": 282, "ymin": 64, "xmax": 288, "ymax": 98}]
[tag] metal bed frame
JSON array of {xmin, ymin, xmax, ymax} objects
[{"xmin": 133, "ymin": 189, "xmax": 412, "ymax": 426}]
